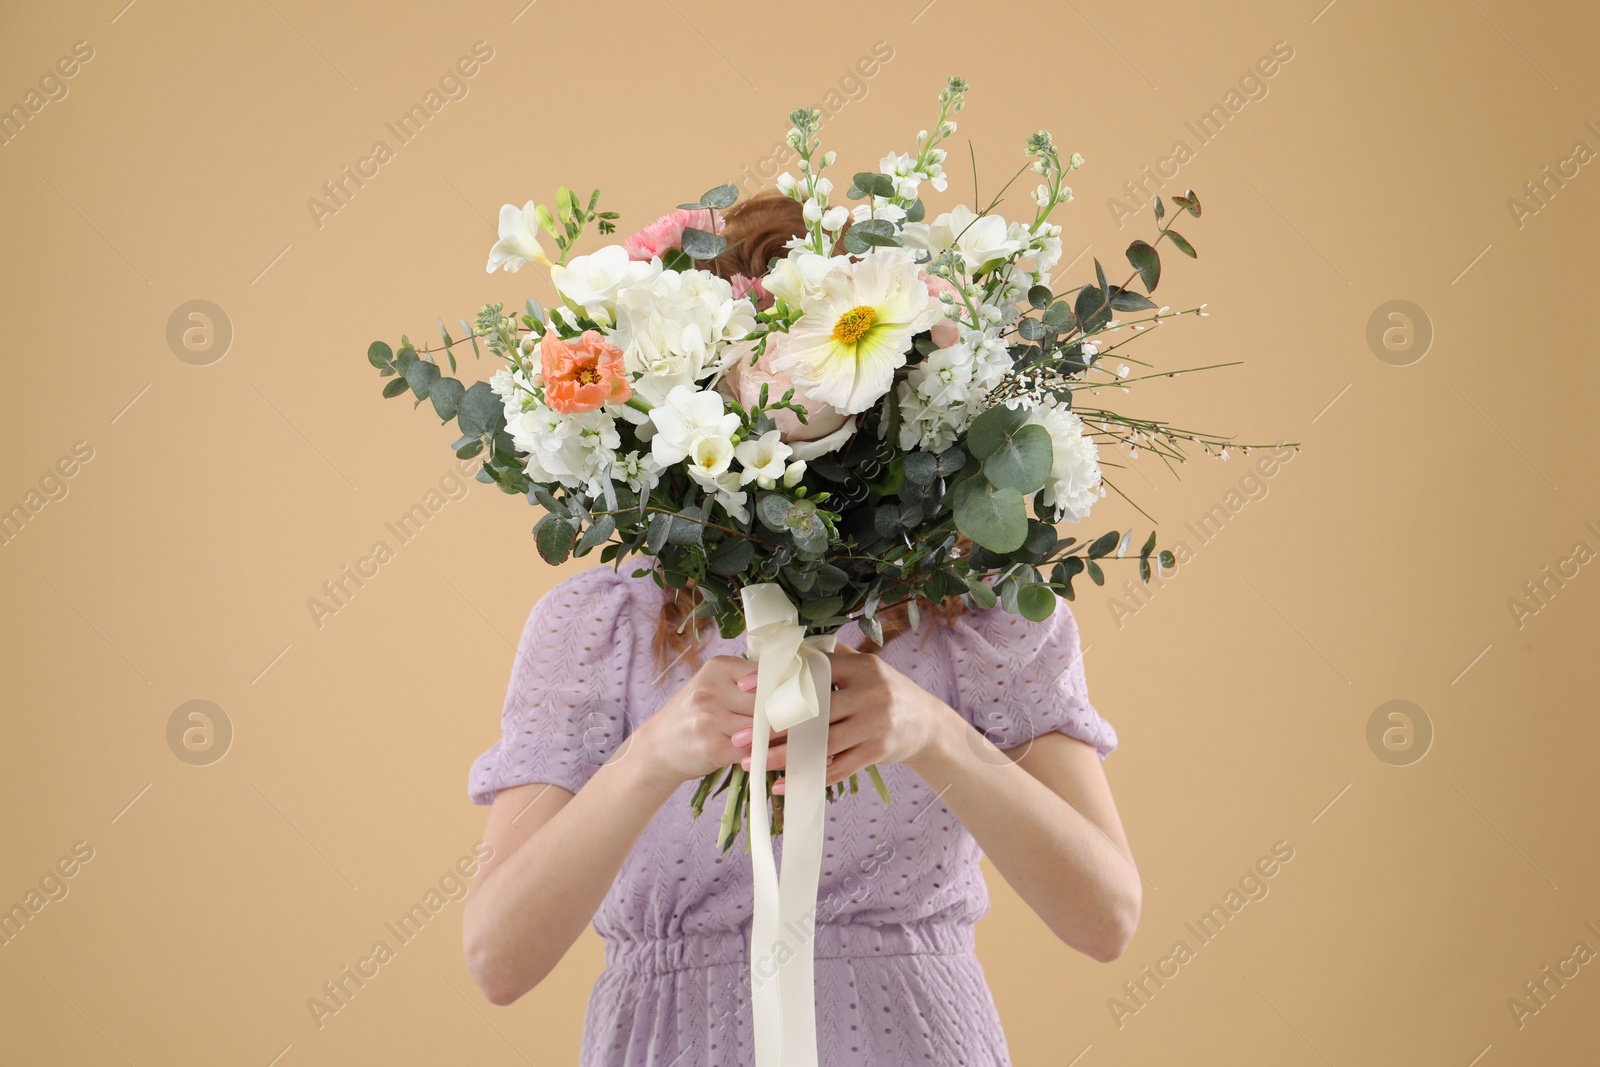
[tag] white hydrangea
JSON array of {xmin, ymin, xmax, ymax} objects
[
  {"xmin": 609, "ymin": 268, "xmax": 756, "ymax": 409},
  {"xmin": 1023, "ymin": 398, "xmax": 1104, "ymax": 523}
]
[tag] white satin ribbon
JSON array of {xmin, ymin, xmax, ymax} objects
[{"xmin": 741, "ymin": 582, "xmax": 836, "ymax": 1067}]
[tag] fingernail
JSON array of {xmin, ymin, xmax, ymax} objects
[
  {"xmin": 738, "ymin": 672, "xmax": 758, "ymax": 692},
  {"xmin": 741, "ymin": 756, "xmax": 752, "ymax": 770},
  {"xmin": 731, "ymin": 727, "xmax": 752, "ymax": 747},
  {"xmin": 772, "ymin": 782, "xmax": 785, "ymax": 795}
]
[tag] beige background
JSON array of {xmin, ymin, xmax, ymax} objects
[{"xmin": 1, "ymin": 0, "xmax": 1596, "ymax": 1063}]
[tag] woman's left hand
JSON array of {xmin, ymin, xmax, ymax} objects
[{"xmin": 736, "ymin": 645, "xmax": 956, "ymax": 792}]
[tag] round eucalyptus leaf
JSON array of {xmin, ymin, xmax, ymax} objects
[
  {"xmin": 980, "ymin": 422, "xmax": 1052, "ymax": 494},
  {"xmin": 951, "ymin": 476, "xmax": 1028, "ymax": 553}
]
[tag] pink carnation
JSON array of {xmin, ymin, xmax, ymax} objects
[
  {"xmin": 622, "ymin": 208, "xmax": 725, "ymax": 262},
  {"xmin": 731, "ymin": 273, "xmax": 774, "ymax": 311}
]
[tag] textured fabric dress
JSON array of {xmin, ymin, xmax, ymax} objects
[{"xmin": 469, "ymin": 566, "xmax": 1117, "ymax": 1067}]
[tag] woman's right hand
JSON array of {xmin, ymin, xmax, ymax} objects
[{"xmin": 631, "ymin": 655, "xmax": 760, "ymax": 791}]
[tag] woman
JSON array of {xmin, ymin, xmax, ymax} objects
[{"xmin": 461, "ymin": 195, "xmax": 1141, "ymax": 1066}]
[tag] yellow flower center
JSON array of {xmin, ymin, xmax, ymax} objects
[
  {"xmin": 831, "ymin": 305, "xmax": 878, "ymax": 345},
  {"xmin": 576, "ymin": 367, "xmax": 601, "ymax": 384}
]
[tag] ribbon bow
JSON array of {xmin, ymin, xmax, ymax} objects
[{"xmin": 741, "ymin": 582, "xmax": 837, "ymax": 1067}]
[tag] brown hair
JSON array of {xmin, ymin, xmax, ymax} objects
[
  {"xmin": 702, "ymin": 191, "xmax": 815, "ymax": 282},
  {"xmin": 652, "ymin": 191, "xmax": 969, "ymax": 672}
]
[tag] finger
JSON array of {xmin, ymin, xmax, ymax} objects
[
  {"xmin": 822, "ymin": 687, "xmax": 868, "ymax": 724},
  {"xmin": 824, "ymin": 649, "xmax": 879, "ymax": 685},
  {"xmin": 770, "ymin": 757, "xmax": 835, "ymax": 795},
  {"xmin": 744, "ymin": 740, "xmax": 789, "ymax": 771},
  {"xmin": 821, "ymin": 716, "xmax": 870, "ymax": 758},
  {"xmin": 719, "ymin": 684, "xmax": 759, "ymax": 719},
  {"xmin": 822, "ymin": 744, "xmax": 878, "ymax": 788},
  {"xmin": 730, "ymin": 720, "xmax": 789, "ymax": 747}
]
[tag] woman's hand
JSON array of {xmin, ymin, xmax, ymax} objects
[
  {"xmin": 741, "ymin": 646, "xmax": 958, "ymax": 793},
  {"xmin": 632, "ymin": 655, "xmax": 761, "ymax": 792}
]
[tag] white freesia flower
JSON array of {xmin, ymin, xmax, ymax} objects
[
  {"xmin": 689, "ymin": 466, "xmax": 750, "ymax": 524},
  {"xmin": 763, "ymin": 252, "xmax": 846, "ymax": 310},
  {"xmin": 610, "ymin": 268, "xmax": 756, "ymax": 409},
  {"xmin": 772, "ymin": 248, "xmax": 943, "ymax": 415},
  {"xmin": 734, "ymin": 429, "xmax": 793, "ymax": 488},
  {"xmin": 687, "ymin": 434, "xmax": 735, "ymax": 480},
  {"xmin": 902, "ymin": 204, "xmax": 1024, "ymax": 272},
  {"xmin": 1023, "ymin": 399, "xmax": 1103, "ymax": 523},
  {"xmin": 647, "ymin": 384, "xmax": 741, "ymax": 468},
  {"xmin": 486, "ymin": 201, "xmax": 552, "ymax": 273},
  {"xmin": 553, "ymin": 245, "xmax": 659, "ymax": 326}
]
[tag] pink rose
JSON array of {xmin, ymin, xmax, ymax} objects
[
  {"xmin": 720, "ymin": 332, "xmax": 851, "ymax": 443},
  {"xmin": 920, "ymin": 271, "xmax": 962, "ymax": 349},
  {"xmin": 622, "ymin": 208, "xmax": 724, "ymax": 262}
]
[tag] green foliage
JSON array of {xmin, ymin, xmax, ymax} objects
[
  {"xmin": 1016, "ymin": 581, "xmax": 1056, "ymax": 622},
  {"xmin": 1126, "ymin": 239, "xmax": 1160, "ymax": 292},
  {"xmin": 950, "ymin": 476, "xmax": 1027, "ymax": 553},
  {"xmin": 681, "ymin": 228, "xmax": 728, "ymax": 260},
  {"xmin": 534, "ymin": 514, "xmax": 578, "ymax": 564},
  {"xmin": 979, "ymin": 423, "xmax": 1051, "ymax": 494}
]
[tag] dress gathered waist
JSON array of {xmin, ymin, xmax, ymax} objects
[{"xmin": 603, "ymin": 920, "xmax": 977, "ymax": 976}]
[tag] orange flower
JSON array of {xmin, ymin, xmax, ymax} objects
[{"xmin": 540, "ymin": 330, "xmax": 631, "ymax": 414}]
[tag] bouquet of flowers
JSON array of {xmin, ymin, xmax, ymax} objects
[{"xmin": 365, "ymin": 77, "xmax": 1260, "ymax": 850}]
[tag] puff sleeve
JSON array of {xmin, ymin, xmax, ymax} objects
[
  {"xmin": 468, "ymin": 567, "xmax": 637, "ymax": 804},
  {"xmin": 945, "ymin": 602, "xmax": 1118, "ymax": 759}
]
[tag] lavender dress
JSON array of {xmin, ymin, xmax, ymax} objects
[{"xmin": 469, "ymin": 566, "xmax": 1116, "ymax": 1066}]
